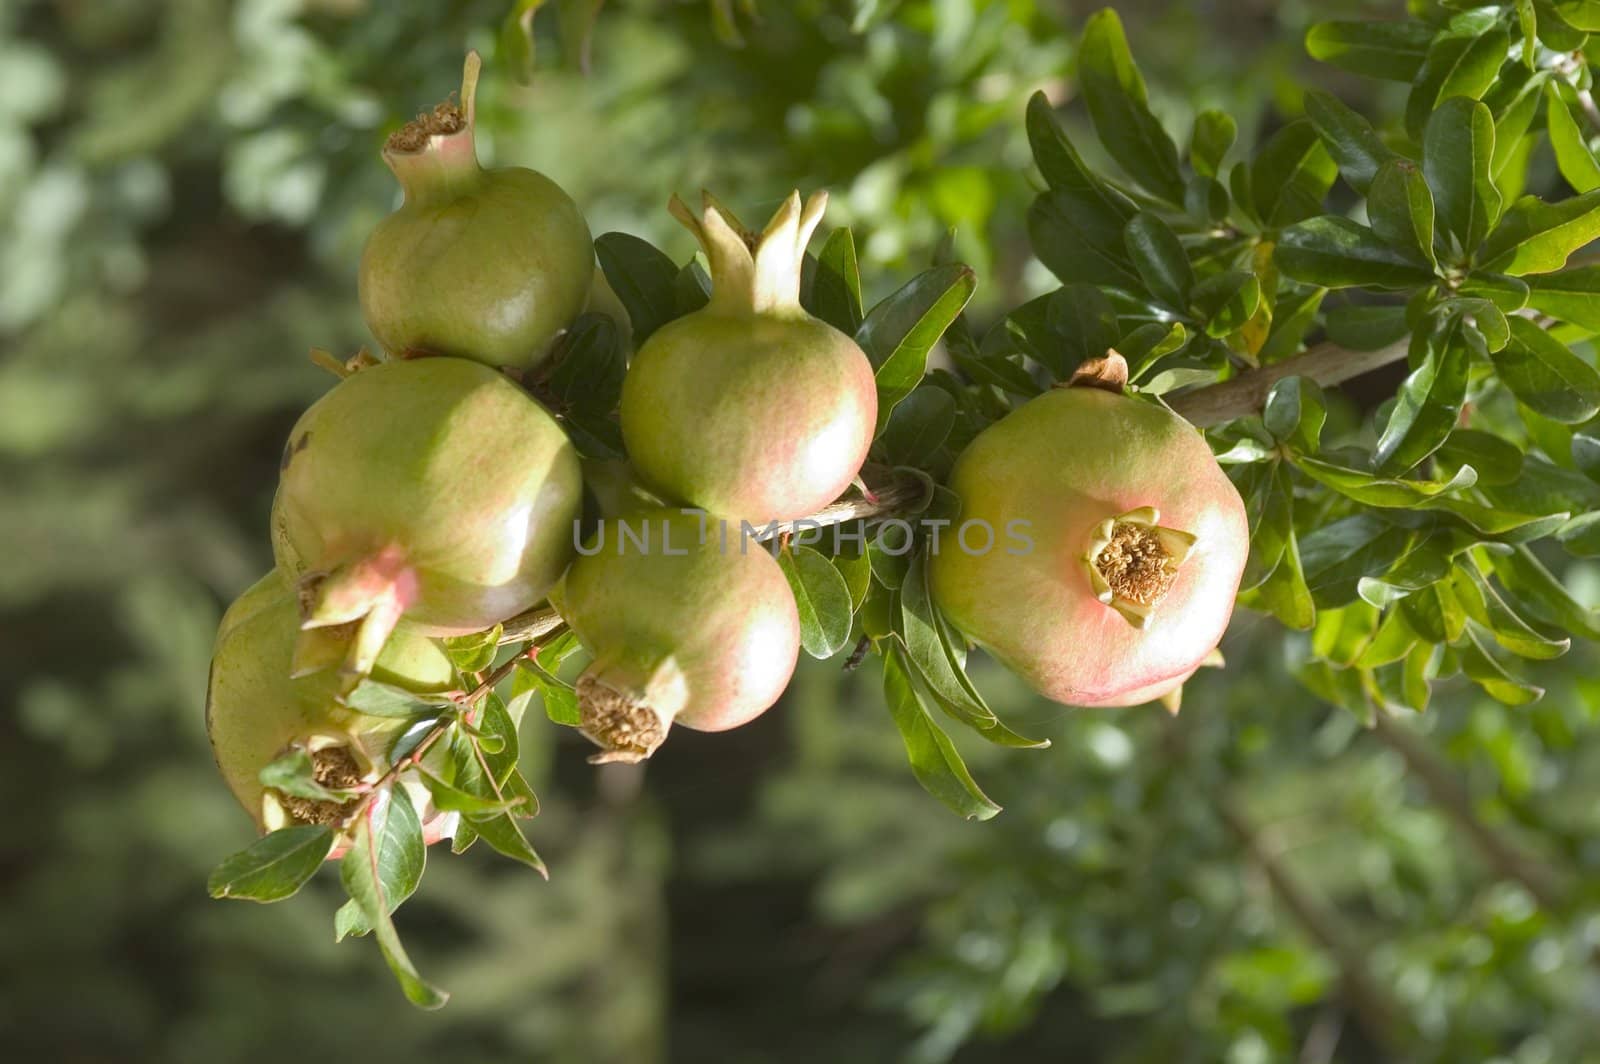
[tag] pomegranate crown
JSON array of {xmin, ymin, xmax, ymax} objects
[
  {"xmin": 668, "ymin": 189, "xmax": 828, "ymax": 316},
  {"xmin": 382, "ymin": 51, "xmax": 485, "ymax": 203}
]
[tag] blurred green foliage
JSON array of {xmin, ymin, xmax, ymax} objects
[{"xmin": 5, "ymin": 0, "xmax": 1600, "ymax": 1061}]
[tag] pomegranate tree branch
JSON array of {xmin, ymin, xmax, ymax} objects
[
  {"xmin": 755, "ymin": 470, "xmax": 929, "ymax": 542},
  {"xmin": 1167, "ymin": 339, "xmax": 1410, "ymax": 428},
  {"xmin": 1213, "ymin": 790, "xmax": 1414, "ymax": 1052},
  {"xmin": 1369, "ymin": 713, "xmax": 1568, "ymax": 910}
]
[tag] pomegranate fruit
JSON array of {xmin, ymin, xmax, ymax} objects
[
  {"xmin": 359, "ymin": 52, "xmax": 594, "ymax": 370},
  {"xmin": 928, "ymin": 356, "xmax": 1247, "ymax": 707},
  {"xmin": 274, "ymin": 357, "xmax": 582, "ymax": 676},
  {"xmin": 552, "ymin": 509, "xmax": 801, "ymax": 761},
  {"xmin": 619, "ymin": 191, "xmax": 877, "ymax": 523},
  {"xmin": 206, "ymin": 572, "xmax": 459, "ymax": 844}
]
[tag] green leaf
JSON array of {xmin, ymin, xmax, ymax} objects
[
  {"xmin": 1405, "ymin": 25, "xmax": 1511, "ymax": 138},
  {"xmin": 1492, "ymin": 545, "xmax": 1600, "ymax": 638},
  {"xmin": 1326, "ymin": 305, "xmax": 1410, "ymax": 350},
  {"xmin": 778, "ymin": 546, "xmax": 855, "ymax": 659},
  {"xmin": 1305, "ymin": 20, "xmax": 1433, "ymax": 81},
  {"xmin": 339, "ymin": 794, "xmax": 447, "ymax": 1009},
  {"xmin": 1251, "ymin": 119, "xmax": 1338, "ymax": 229},
  {"xmin": 1241, "ymin": 527, "xmax": 1315, "ymax": 629},
  {"xmin": 1190, "ymin": 109, "xmax": 1236, "ymax": 177},
  {"xmin": 1259, "ymin": 285, "xmax": 1327, "ymax": 364},
  {"xmin": 1304, "ymin": 89, "xmax": 1397, "ymax": 196},
  {"xmin": 1457, "ymin": 272, "xmax": 1530, "ymax": 312},
  {"xmin": 878, "ymin": 386, "xmax": 955, "ymax": 466},
  {"xmin": 1453, "ymin": 566, "xmax": 1571, "ymax": 660},
  {"xmin": 541, "ymin": 315, "xmax": 624, "ymax": 415},
  {"xmin": 419, "ymin": 771, "xmax": 524, "ymax": 817},
  {"xmin": 1124, "ymin": 212, "xmax": 1194, "ymax": 307},
  {"xmin": 1028, "ymin": 188, "xmax": 1142, "ymax": 289},
  {"xmin": 1423, "ymin": 97, "xmax": 1501, "ymax": 256},
  {"xmin": 1191, "ymin": 270, "xmax": 1262, "ymax": 339},
  {"xmin": 595, "ymin": 232, "xmax": 679, "ymax": 344},
  {"xmin": 1277, "ymin": 216, "xmax": 1436, "ymax": 289},
  {"xmin": 1292, "ymin": 455, "xmax": 1553, "ymax": 536},
  {"xmin": 1458, "ymin": 626, "xmax": 1544, "ymax": 704},
  {"xmin": 1477, "ymin": 189, "xmax": 1600, "ymax": 275},
  {"xmin": 1045, "ymin": 285, "xmax": 1120, "ymax": 376},
  {"xmin": 333, "ymin": 785, "xmax": 426, "ymax": 940},
  {"xmin": 1301, "ymin": 517, "xmax": 1414, "ymax": 609},
  {"xmin": 1545, "ymin": 83, "xmax": 1600, "ymax": 193},
  {"xmin": 1436, "ymin": 428, "xmax": 1525, "ymax": 485},
  {"xmin": 1492, "ymin": 316, "xmax": 1600, "ymax": 422},
  {"xmin": 899, "ymin": 552, "xmax": 1047, "ymax": 749},
  {"xmin": 1232, "ymin": 461, "xmax": 1292, "ymax": 590},
  {"xmin": 208, "ymin": 826, "xmax": 333, "ymax": 903},
  {"xmin": 1525, "ymin": 265, "xmax": 1600, "ymax": 330},
  {"xmin": 1078, "ymin": 9, "xmax": 1184, "ymax": 203},
  {"xmin": 1552, "ymin": 0, "xmax": 1600, "ymax": 31},
  {"xmin": 881, "ymin": 645, "xmax": 1001, "ymax": 820},
  {"xmin": 1263, "ymin": 377, "xmax": 1327, "ymax": 453},
  {"xmin": 440, "ymin": 627, "xmax": 502, "ymax": 675},
  {"xmin": 811, "ymin": 227, "xmax": 864, "ymax": 333},
  {"xmin": 498, "ymin": 0, "xmax": 548, "ymax": 84},
  {"xmin": 1025, "ymin": 91, "xmax": 1132, "ymax": 217},
  {"xmin": 859, "ymin": 264, "xmax": 977, "ymax": 429},
  {"xmin": 1356, "ymin": 608, "xmax": 1420, "ymax": 668},
  {"xmin": 342, "ymin": 679, "xmax": 452, "ymax": 719},
  {"xmin": 1366, "ymin": 160, "xmax": 1437, "ymax": 267},
  {"xmin": 470, "ymin": 810, "xmax": 547, "ymax": 874}
]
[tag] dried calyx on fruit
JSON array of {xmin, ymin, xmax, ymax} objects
[
  {"xmin": 619, "ymin": 191, "xmax": 877, "ymax": 524},
  {"xmin": 928, "ymin": 352, "xmax": 1247, "ymax": 709},
  {"xmin": 552, "ymin": 509, "xmax": 801, "ymax": 762},
  {"xmin": 206, "ymin": 573, "xmax": 459, "ymax": 847},
  {"xmin": 359, "ymin": 52, "xmax": 595, "ymax": 370},
  {"xmin": 274, "ymin": 357, "xmax": 582, "ymax": 677}
]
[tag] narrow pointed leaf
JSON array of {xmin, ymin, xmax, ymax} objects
[
  {"xmin": 1423, "ymin": 97, "xmax": 1501, "ymax": 255},
  {"xmin": 1478, "ymin": 189, "xmax": 1600, "ymax": 275},
  {"xmin": 858, "ymin": 263, "xmax": 976, "ymax": 429},
  {"xmin": 882, "ymin": 645, "xmax": 1001, "ymax": 820},
  {"xmin": 208, "ymin": 826, "xmax": 334, "ymax": 903},
  {"xmin": 340, "ymin": 796, "xmax": 448, "ymax": 1009},
  {"xmin": 1277, "ymin": 216, "xmax": 1435, "ymax": 288},
  {"xmin": 1078, "ymin": 9, "xmax": 1184, "ymax": 203}
]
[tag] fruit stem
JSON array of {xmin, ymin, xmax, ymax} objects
[
  {"xmin": 381, "ymin": 51, "xmax": 485, "ymax": 206},
  {"xmin": 669, "ymin": 190, "xmax": 827, "ymax": 317}
]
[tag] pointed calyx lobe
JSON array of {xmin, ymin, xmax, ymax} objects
[
  {"xmin": 381, "ymin": 51, "xmax": 485, "ymax": 204},
  {"xmin": 669, "ymin": 189, "xmax": 827, "ymax": 317}
]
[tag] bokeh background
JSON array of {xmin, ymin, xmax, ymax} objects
[{"xmin": 5, "ymin": 1, "xmax": 1600, "ymax": 1061}]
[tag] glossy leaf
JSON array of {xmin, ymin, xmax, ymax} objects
[
  {"xmin": 1547, "ymin": 83, "xmax": 1600, "ymax": 193},
  {"xmin": 1405, "ymin": 25, "xmax": 1510, "ymax": 138},
  {"xmin": 779, "ymin": 545, "xmax": 855, "ymax": 659},
  {"xmin": 208, "ymin": 826, "xmax": 334, "ymax": 903},
  {"xmin": 1423, "ymin": 97, "xmax": 1501, "ymax": 256},
  {"xmin": 1028, "ymin": 188, "xmax": 1142, "ymax": 289},
  {"xmin": 858, "ymin": 263, "xmax": 977, "ymax": 429},
  {"xmin": 1251, "ymin": 119, "xmax": 1338, "ymax": 229},
  {"xmin": 342, "ymin": 680, "xmax": 452, "ymax": 719},
  {"xmin": 340, "ymin": 793, "xmax": 447, "ymax": 1009},
  {"xmin": 1277, "ymin": 216, "xmax": 1435, "ymax": 289},
  {"xmin": 1025, "ymin": 91, "xmax": 1131, "ymax": 217},
  {"xmin": 333, "ymin": 784, "xmax": 426, "ymax": 940},
  {"xmin": 811, "ymin": 227, "xmax": 865, "ymax": 333},
  {"xmin": 1305, "ymin": 90, "xmax": 1396, "ymax": 195},
  {"xmin": 1046, "ymin": 284, "xmax": 1120, "ymax": 376},
  {"xmin": 878, "ymin": 386, "xmax": 955, "ymax": 466},
  {"xmin": 1525, "ymin": 265, "xmax": 1600, "ymax": 330},
  {"xmin": 1124, "ymin": 212, "xmax": 1194, "ymax": 307},
  {"xmin": 1078, "ymin": 9, "xmax": 1185, "ymax": 203},
  {"xmin": 1491, "ymin": 316, "xmax": 1600, "ymax": 422},
  {"xmin": 1367, "ymin": 160, "xmax": 1436, "ymax": 267},
  {"xmin": 882, "ymin": 645, "xmax": 1001, "ymax": 820},
  {"xmin": 1477, "ymin": 189, "xmax": 1600, "ymax": 275},
  {"xmin": 594, "ymin": 232, "xmax": 679, "ymax": 345},
  {"xmin": 1305, "ymin": 20, "xmax": 1433, "ymax": 81},
  {"xmin": 1190, "ymin": 109, "xmax": 1237, "ymax": 177}
]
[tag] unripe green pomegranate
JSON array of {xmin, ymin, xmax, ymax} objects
[
  {"xmin": 928, "ymin": 356, "xmax": 1247, "ymax": 708},
  {"xmin": 206, "ymin": 572, "xmax": 458, "ymax": 840},
  {"xmin": 359, "ymin": 52, "xmax": 594, "ymax": 370},
  {"xmin": 619, "ymin": 191, "xmax": 877, "ymax": 524},
  {"xmin": 552, "ymin": 509, "xmax": 801, "ymax": 762},
  {"xmin": 274, "ymin": 357, "xmax": 582, "ymax": 676}
]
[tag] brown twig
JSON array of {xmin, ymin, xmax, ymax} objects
[
  {"xmin": 1167, "ymin": 339, "xmax": 1410, "ymax": 428},
  {"xmin": 1369, "ymin": 712, "xmax": 1567, "ymax": 910}
]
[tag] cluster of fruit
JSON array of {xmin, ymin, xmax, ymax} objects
[{"xmin": 205, "ymin": 53, "xmax": 1249, "ymax": 850}]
